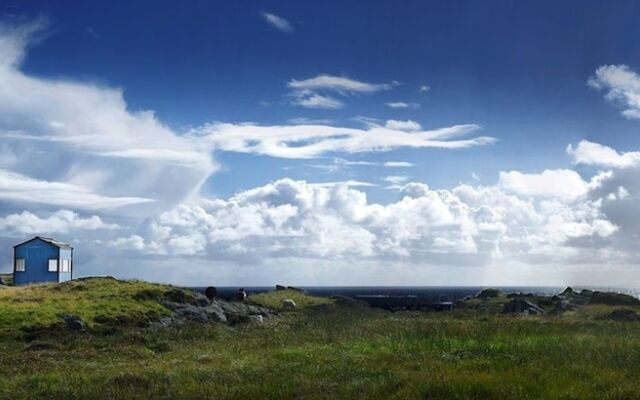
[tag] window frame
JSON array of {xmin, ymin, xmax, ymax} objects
[
  {"xmin": 61, "ymin": 259, "xmax": 70, "ymax": 273},
  {"xmin": 15, "ymin": 258, "xmax": 25, "ymax": 272},
  {"xmin": 48, "ymin": 259, "xmax": 58, "ymax": 272}
]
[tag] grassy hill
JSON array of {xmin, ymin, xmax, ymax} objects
[
  {"xmin": 0, "ymin": 277, "xmax": 186, "ymax": 337},
  {"xmin": 1, "ymin": 278, "xmax": 640, "ymax": 399}
]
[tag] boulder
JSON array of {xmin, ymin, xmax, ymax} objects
[
  {"xmin": 561, "ymin": 287, "xmax": 574, "ymax": 296},
  {"xmin": 475, "ymin": 288, "xmax": 502, "ymax": 300},
  {"xmin": 194, "ymin": 293, "xmax": 211, "ymax": 307},
  {"xmin": 604, "ymin": 309, "xmax": 640, "ymax": 322},
  {"xmin": 553, "ymin": 299, "xmax": 578, "ymax": 314},
  {"xmin": 282, "ymin": 299, "xmax": 297, "ymax": 309},
  {"xmin": 248, "ymin": 315, "xmax": 264, "ymax": 323},
  {"xmin": 503, "ymin": 298, "xmax": 544, "ymax": 315},
  {"xmin": 275, "ymin": 285, "xmax": 286, "ymax": 291},
  {"xmin": 589, "ymin": 291, "xmax": 640, "ymax": 306},
  {"xmin": 61, "ymin": 314, "xmax": 86, "ymax": 331}
]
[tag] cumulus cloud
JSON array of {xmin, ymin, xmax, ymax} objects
[
  {"xmin": 196, "ymin": 121, "xmax": 494, "ymax": 159},
  {"xmin": 419, "ymin": 85, "xmax": 430, "ymax": 93},
  {"xmin": 261, "ymin": 12, "xmax": 294, "ymax": 33},
  {"xmin": 498, "ymin": 169, "xmax": 601, "ymax": 200},
  {"xmin": 0, "ymin": 209, "xmax": 119, "ymax": 236},
  {"xmin": 107, "ymin": 168, "xmax": 622, "ymax": 266},
  {"xmin": 589, "ymin": 65, "xmax": 640, "ymax": 119},
  {"xmin": 567, "ymin": 140, "xmax": 640, "ymax": 168},
  {"xmin": 385, "ymin": 102, "xmax": 420, "ymax": 109}
]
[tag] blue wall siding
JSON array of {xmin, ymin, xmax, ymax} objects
[
  {"xmin": 58, "ymin": 248, "xmax": 72, "ymax": 283},
  {"xmin": 14, "ymin": 239, "xmax": 61, "ymax": 285}
]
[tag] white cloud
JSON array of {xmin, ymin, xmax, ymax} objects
[
  {"xmin": 383, "ymin": 161, "xmax": 415, "ymax": 168},
  {"xmin": 122, "ymin": 172, "xmax": 619, "ymax": 264},
  {"xmin": 498, "ymin": 169, "xmax": 598, "ymax": 200},
  {"xmin": 286, "ymin": 74, "xmax": 394, "ymax": 109},
  {"xmin": 197, "ymin": 121, "xmax": 494, "ymax": 159},
  {"xmin": 384, "ymin": 119, "xmax": 422, "ymax": 131},
  {"xmin": 588, "ymin": 65, "xmax": 640, "ymax": 119},
  {"xmin": 0, "ymin": 168, "xmax": 151, "ymax": 209},
  {"xmin": 287, "ymin": 117, "xmax": 334, "ymax": 125},
  {"xmin": 0, "ymin": 20, "xmax": 215, "ymax": 214},
  {"xmin": 385, "ymin": 102, "xmax": 420, "ymax": 109},
  {"xmin": 290, "ymin": 92, "xmax": 344, "ymax": 109},
  {"xmin": 419, "ymin": 85, "xmax": 431, "ymax": 93},
  {"xmin": 261, "ymin": 12, "xmax": 294, "ymax": 33},
  {"xmin": 288, "ymin": 75, "xmax": 392, "ymax": 93},
  {"xmin": 567, "ymin": 140, "xmax": 640, "ymax": 168},
  {"xmin": 383, "ymin": 175, "xmax": 409, "ymax": 185},
  {"xmin": 0, "ymin": 209, "xmax": 119, "ymax": 236}
]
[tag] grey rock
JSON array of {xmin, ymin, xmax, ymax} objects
[
  {"xmin": 275, "ymin": 284, "xmax": 286, "ymax": 291},
  {"xmin": 248, "ymin": 315, "xmax": 264, "ymax": 323},
  {"xmin": 589, "ymin": 291, "xmax": 640, "ymax": 306},
  {"xmin": 194, "ymin": 293, "xmax": 211, "ymax": 307},
  {"xmin": 203, "ymin": 301, "xmax": 227, "ymax": 322},
  {"xmin": 282, "ymin": 299, "xmax": 297, "ymax": 309},
  {"xmin": 604, "ymin": 308, "xmax": 640, "ymax": 322},
  {"xmin": 475, "ymin": 288, "xmax": 502, "ymax": 300},
  {"xmin": 503, "ymin": 298, "xmax": 544, "ymax": 315},
  {"xmin": 61, "ymin": 314, "xmax": 85, "ymax": 331},
  {"xmin": 149, "ymin": 317, "xmax": 182, "ymax": 329}
]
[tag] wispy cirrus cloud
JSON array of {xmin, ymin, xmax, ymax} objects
[
  {"xmin": 289, "ymin": 91, "xmax": 344, "ymax": 109},
  {"xmin": 384, "ymin": 161, "xmax": 415, "ymax": 168},
  {"xmin": 288, "ymin": 75, "xmax": 393, "ymax": 93},
  {"xmin": 261, "ymin": 12, "xmax": 294, "ymax": 33},
  {"xmin": 385, "ymin": 101, "xmax": 420, "ymax": 109},
  {"xmin": 0, "ymin": 19, "xmax": 215, "ymax": 214},
  {"xmin": 287, "ymin": 74, "xmax": 395, "ymax": 109},
  {"xmin": 196, "ymin": 121, "xmax": 495, "ymax": 159}
]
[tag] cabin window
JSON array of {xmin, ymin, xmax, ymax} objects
[
  {"xmin": 48, "ymin": 259, "xmax": 58, "ymax": 272},
  {"xmin": 61, "ymin": 259, "xmax": 70, "ymax": 273},
  {"xmin": 16, "ymin": 258, "xmax": 25, "ymax": 272}
]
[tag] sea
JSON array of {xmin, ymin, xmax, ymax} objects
[{"xmin": 192, "ymin": 286, "xmax": 640, "ymax": 305}]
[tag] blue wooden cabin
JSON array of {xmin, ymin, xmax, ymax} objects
[{"xmin": 13, "ymin": 237, "xmax": 73, "ymax": 285}]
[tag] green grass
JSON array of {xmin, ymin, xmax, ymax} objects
[
  {"xmin": 1, "ymin": 279, "xmax": 640, "ymax": 399},
  {"xmin": 248, "ymin": 289, "xmax": 333, "ymax": 310},
  {"xmin": 0, "ymin": 277, "xmax": 181, "ymax": 336}
]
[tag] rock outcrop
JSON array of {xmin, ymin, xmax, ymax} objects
[
  {"xmin": 503, "ymin": 298, "xmax": 545, "ymax": 315},
  {"xmin": 475, "ymin": 288, "xmax": 502, "ymax": 300},
  {"xmin": 160, "ymin": 292, "xmax": 275, "ymax": 327},
  {"xmin": 603, "ymin": 309, "xmax": 640, "ymax": 322}
]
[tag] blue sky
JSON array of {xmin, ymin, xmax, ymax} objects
[{"xmin": 1, "ymin": 1, "xmax": 640, "ymax": 286}]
